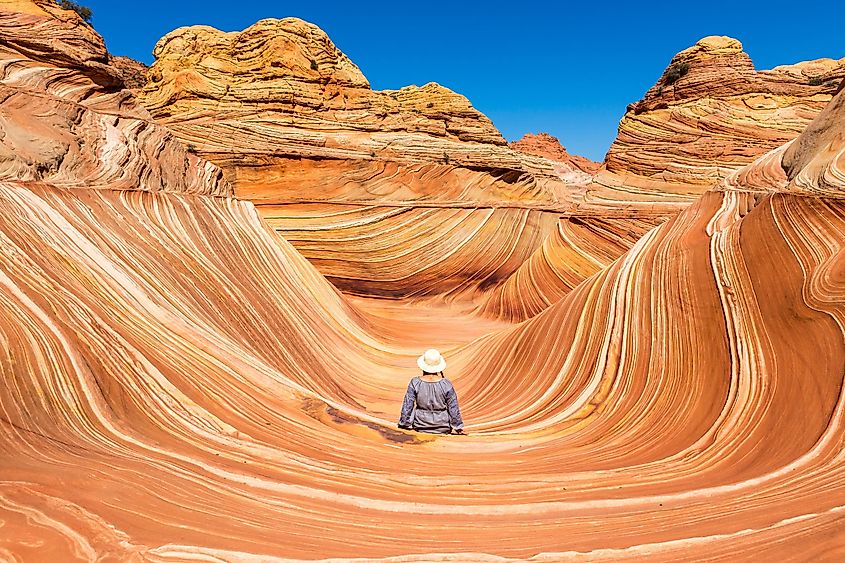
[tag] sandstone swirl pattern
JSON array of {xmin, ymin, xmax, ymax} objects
[
  {"xmin": 4, "ymin": 2, "xmax": 845, "ymax": 560},
  {"xmin": 475, "ymin": 213, "xmax": 665, "ymax": 322},
  {"xmin": 137, "ymin": 18, "xmax": 607, "ymax": 300}
]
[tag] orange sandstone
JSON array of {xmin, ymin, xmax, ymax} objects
[
  {"xmin": 591, "ymin": 35, "xmax": 845, "ymax": 206},
  {"xmin": 2, "ymin": 3, "xmax": 845, "ymax": 561}
]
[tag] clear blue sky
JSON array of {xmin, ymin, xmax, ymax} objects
[{"xmin": 81, "ymin": 0, "xmax": 844, "ymax": 161}]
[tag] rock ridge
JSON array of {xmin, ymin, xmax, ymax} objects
[
  {"xmin": 510, "ymin": 132, "xmax": 600, "ymax": 174},
  {"xmin": 590, "ymin": 35, "xmax": 845, "ymax": 206},
  {"xmin": 139, "ymin": 16, "xmax": 596, "ymax": 208}
]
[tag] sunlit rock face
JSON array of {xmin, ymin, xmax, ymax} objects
[
  {"xmin": 138, "ymin": 17, "xmax": 591, "ymax": 200},
  {"xmin": 138, "ymin": 18, "xmax": 608, "ymax": 299},
  {"xmin": 6, "ymin": 101, "xmax": 845, "ymax": 559},
  {"xmin": 5, "ymin": 2, "xmax": 845, "ymax": 560},
  {"xmin": 510, "ymin": 132, "xmax": 601, "ymax": 175},
  {"xmin": 138, "ymin": 18, "xmax": 573, "ymax": 201},
  {"xmin": 0, "ymin": 0, "xmax": 230, "ymax": 194},
  {"xmin": 591, "ymin": 35, "xmax": 845, "ymax": 207}
]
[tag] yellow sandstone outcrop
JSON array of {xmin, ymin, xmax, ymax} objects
[
  {"xmin": 591, "ymin": 35, "xmax": 845, "ymax": 206},
  {"xmin": 140, "ymin": 17, "xmax": 585, "ymax": 204},
  {"xmin": 139, "ymin": 18, "xmax": 601, "ymax": 298}
]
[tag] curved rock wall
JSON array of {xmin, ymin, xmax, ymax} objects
[
  {"xmin": 475, "ymin": 213, "xmax": 667, "ymax": 322},
  {"xmin": 5, "ymin": 151, "xmax": 845, "ymax": 560},
  {"xmin": 138, "ymin": 18, "xmax": 600, "ymax": 298},
  {"xmin": 0, "ymin": 1, "xmax": 230, "ymax": 195},
  {"xmin": 4, "ymin": 3, "xmax": 845, "ymax": 560}
]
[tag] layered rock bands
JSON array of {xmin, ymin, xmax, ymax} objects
[{"xmin": 3, "ymin": 3, "xmax": 845, "ymax": 560}]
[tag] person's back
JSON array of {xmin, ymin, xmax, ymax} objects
[{"xmin": 398, "ymin": 349, "xmax": 465, "ymax": 434}]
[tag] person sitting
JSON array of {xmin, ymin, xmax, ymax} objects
[{"xmin": 398, "ymin": 349, "xmax": 465, "ymax": 435}]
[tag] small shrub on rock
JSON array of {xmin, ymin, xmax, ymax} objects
[
  {"xmin": 664, "ymin": 62, "xmax": 690, "ymax": 85},
  {"xmin": 56, "ymin": 0, "xmax": 93, "ymax": 22}
]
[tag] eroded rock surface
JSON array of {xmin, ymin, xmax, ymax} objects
[
  {"xmin": 139, "ymin": 18, "xmax": 581, "ymax": 204},
  {"xmin": 4, "ymin": 4, "xmax": 845, "ymax": 561},
  {"xmin": 511, "ymin": 132, "xmax": 601, "ymax": 174},
  {"xmin": 591, "ymin": 35, "xmax": 845, "ymax": 206},
  {"xmin": 0, "ymin": 0, "xmax": 230, "ymax": 195},
  {"xmin": 475, "ymin": 212, "xmax": 667, "ymax": 322},
  {"xmin": 138, "ymin": 18, "xmax": 609, "ymax": 298}
]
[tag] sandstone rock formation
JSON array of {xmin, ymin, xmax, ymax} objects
[
  {"xmin": 591, "ymin": 35, "xmax": 845, "ymax": 206},
  {"xmin": 138, "ymin": 18, "xmax": 608, "ymax": 298},
  {"xmin": 139, "ymin": 18, "xmax": 575, "ymax": 204},
  {"xmin": 475, "ymin": 212, "xmax": 667, "ymax": 322},
  {"xmin": 0, "ymin": 0, "xmax": 229, "ymax": 195},
  {"xmin": 511, "ymin": 132, "xmax": 601, "ymax": 174},
  {"xmin": 5, "ymin": 3, "xmax": 845, "ymax": 560}
]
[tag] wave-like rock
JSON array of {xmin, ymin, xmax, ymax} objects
[
  {"xmin": 5, "ymin": 3, "xmax": 845, "ymax": 560},
  {"xmin": 262, "ymin": 202, "xmax": 562, "ymax": 299},
  {"xmin": 475, "ymin": 213, "xmax": 668, "ymax": 322},
  {"xmin": 138, "ymin": 18, "xmax": 608, "ymax": 298},
  {"xmin": 591, "ymin": 35, "xmax": 845, "ymax": 206},
  {"xmin": 5, "ymin": 165, "xmax": 845, "ymax": 560}
]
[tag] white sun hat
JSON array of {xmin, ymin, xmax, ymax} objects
[{"xmin": 417, "ymin": 348, "xmax": 446, "ymax": 373}]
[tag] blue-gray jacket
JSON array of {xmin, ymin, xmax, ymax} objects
[{"xmin": 398, "ymin": 377, "xmax": 464, "ymax": 433}]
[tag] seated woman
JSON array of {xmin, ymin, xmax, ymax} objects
[{"xmin": 398, "ymin": 349, "xmax": 465, "ymax": 434}]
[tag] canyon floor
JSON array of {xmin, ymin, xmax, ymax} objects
[{"xmin": 2, "ymin": 1, "xmax": 845, "ymax": 561}]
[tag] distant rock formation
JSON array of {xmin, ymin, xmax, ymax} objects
[
  {"xmin": 139, "ymin": 18, "xmax": 599, "ymax": 209},
  {"xmin": 109, "ymin": 55, "xmax": 148, "ymax": 90},
  {"xmin": 510, "ymin": 132, "xmax": 600, "ymax": 174},
  {"xmin": 139, "ymin": 17, "xmax": 603, "ymax": 298},
  {"xmin": 590, "ymin": 35, "xmax": 845, "ymax": 206}
]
